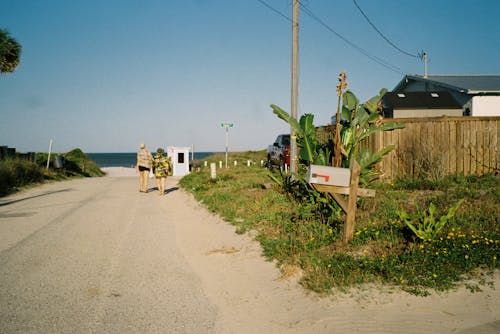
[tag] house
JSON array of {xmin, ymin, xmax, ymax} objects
[{"xmin": 383, "ymin": 74, "xmax": 500, "ymax": 118}]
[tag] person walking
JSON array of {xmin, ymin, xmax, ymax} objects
[
  {"xmin": 136, "ymin": 143, "xmax": 153, "ymax": 193},
  {"xmin": 152, "ymin": 148, "xmax": 170, "ymax": 195}
]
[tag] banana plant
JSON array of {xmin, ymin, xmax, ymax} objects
[
  {"xmin": 340, "ymin": 89, "xmax": 405, "ymax": 186},
  {"xmin": 271, "ymin": 105, "xmax": 331, "ymax": 165},
  {"xmin": 271, "ymin": 88, "xmax": 404, "ymax": 187}
]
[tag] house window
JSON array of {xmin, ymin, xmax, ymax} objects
[
  {"xmin": 397, "ymin": 93, "xmax": 406, "ymax": 98},
  {"xmin": 431, "ymin": 93, "xmax": 439, "ymax": 98},
  {"xmin": 178, "ymin": 152, "xmax": 185, "ymax": 164}
]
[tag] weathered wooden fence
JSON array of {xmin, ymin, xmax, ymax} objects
[{"xmin": 368, "ymin": 116, "xmax": 499, "ymax": 180}]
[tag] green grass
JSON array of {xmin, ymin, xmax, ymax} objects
[
  {"xmin": 0, "ymin": 148, "xmax": 104, "ymax": 195},
  {"xmin": 180, "ymin": 158, "xmax": 499, "ymax": 296}
]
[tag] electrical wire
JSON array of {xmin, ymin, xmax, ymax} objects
[
  {"xmin": 353, "ymin": 0, "xmax": 419, "ymax": 58},
  {"xmin": 255, "ymin": 0, "xmax": 292, "ymax": 22},
  {"xmin": 299, "ymin": 3, "xmax": 404, "ymax": 74},
  {"xmin": 255, "ymin": 0, "xmax": 406, "ymax": 74}
]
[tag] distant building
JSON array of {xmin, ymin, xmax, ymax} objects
[
  {"xmin": 166, "ymin": 146, "xmax": 190, "ymax": 176},
  {"xmin": 383, "ymin": 74, "xmax": 500, "ymax": 118}
]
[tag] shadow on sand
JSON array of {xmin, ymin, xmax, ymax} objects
[
  {"xmin": 0, "ymin": 189, "xmax": 73, "ymax": 207},
  {"xmin": 147, "ymin": 187, "xmax": 179, "ymax": 194}
]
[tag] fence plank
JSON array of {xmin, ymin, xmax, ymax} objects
[{"xmin": 449, "ymin": 119, "xmax": 457, "ymax": 174}]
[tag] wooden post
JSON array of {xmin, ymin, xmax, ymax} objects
[
  {"xmin": 333, "ymin": 72, "xmax": 347, "ymax": 167},
  {"xmin": 343, "ymin": 160, "xmax": 360, "ymax": 243},
  {"xmin": 307, "ymin": 160, "xmax": 373, "ymax": 244}
]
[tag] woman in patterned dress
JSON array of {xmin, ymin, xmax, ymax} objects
[{"xmin": 152, "ymin": 148, "xmax": 170, "ymax": 195}]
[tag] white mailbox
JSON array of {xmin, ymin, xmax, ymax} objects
[{"xmin": 306, "ymin": 165, "xmax": 351, "ymax": 187}]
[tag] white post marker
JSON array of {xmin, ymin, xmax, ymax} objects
[
  {"xmin": 219, "ymin": 161, "xmax": 222, "ymax": 169},
  {"xmin": 46, "ymin": 138, "xmax": 53, "ymax": 169},
  {"xmin": 210, "ymin": 163, "xmax": 216, "ymax": 179}
]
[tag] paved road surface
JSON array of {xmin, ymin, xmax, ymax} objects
[{"xmin": 0, "ymin": 176, "xmax": 215, "ymax": 333}]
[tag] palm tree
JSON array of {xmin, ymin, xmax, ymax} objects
[{"xmin": 0, "ymin": 29, "xmax": 22, "ymax": 74}]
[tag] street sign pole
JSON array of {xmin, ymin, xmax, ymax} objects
[{"xmin": 221, "ymin": 123, "xmax": 233, "ymax": 168}]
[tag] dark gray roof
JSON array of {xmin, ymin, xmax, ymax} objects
[
  {"xmin": 383, "ymin": 91, "xmax": 462, "ymax": 109},
  {"xmin": 393, "ymin": 74, "xmax": 500, "ymax": 94}
]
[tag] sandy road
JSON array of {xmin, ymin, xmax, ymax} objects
[
  {"xmin": 0, "ymin": 171, "xmax": 498, "ymax": 334},
  {"xmin": 0, "ymin": 176, "xmax": 215, "ymax": 333}
]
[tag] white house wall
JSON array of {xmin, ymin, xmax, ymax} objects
[
  {"xmin": 393, "ymin": 109, "xmax": 463, "ymax": 118},
  {"xmin": 472, "ymin": 96, "xmax": 500, "ymax": 116},
  {"xmin": 166, "ymin": 146, "xmax": 190, "ymax": 176}
]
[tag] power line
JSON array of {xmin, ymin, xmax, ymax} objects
[
  {"xmin": 352, "ymin": 0, "xmax": 419, "ymax": 58},
  {"xmin": 299, "ymin": 3, "xmax": 404, "ymax": 74},
  {"xmin": 255, "ymin": 0, "xmax": 405, "ymax": 74},
  {"xmin": 255, "ymin": 0, "xmax": 292, "ymax": 22}
]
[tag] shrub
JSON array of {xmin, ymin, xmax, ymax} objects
[{"xmin": 0, "ymin": 158, "xmax": 45, "ymax": 195}]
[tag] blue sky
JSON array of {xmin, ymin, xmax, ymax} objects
[{"xmin": 1, "ymin": 0, "xmax": 499, "ymax": 153}]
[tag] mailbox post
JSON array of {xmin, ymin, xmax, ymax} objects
[{"xmin": 307, "ymin": 160, "xmax": 375, "ymax": 243}]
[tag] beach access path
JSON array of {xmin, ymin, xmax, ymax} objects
[{"xmin": 0, "ymin": 168, "xmax": 498, "ymax": 334}]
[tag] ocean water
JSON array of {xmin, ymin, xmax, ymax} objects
[{"xmin": 87, "ymin": 152, "xmax": 217, "ymax": 168}]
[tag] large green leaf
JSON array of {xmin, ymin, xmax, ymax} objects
[
  {"xmin": 364, "ymin": 95, "xmax": 381, "ymax": 113},
  {"xmin": 298, "ymin": 114, "xmax": 317, "ymax": 163},
  {"xmin": 354, "ymin": 106, "xmax": 369, "ymax": 127},
  {"xmin": 367, "ymin": 112, "xmax": 381, "ymax": 124},
  {"xmin": 359, "ymin": 145, "xmax": 394, "ymax": 171},
  {"xmin": 380, "ymin": 121, "xmax": 405, "ymax": 131},
  {"xmin": 271, "ymin": 104, "xmax": 301, "ymax": 135},
  {"xmin": 342, "ymin": 90, "xmax": 358, "ymax": 110},
  {"xmin": 341, "ymin": 106, "xmax": 351, "ymax": 122},
  {"xmin": 300, "ymin": 114, "xmax": 316, "ymax": 136}
]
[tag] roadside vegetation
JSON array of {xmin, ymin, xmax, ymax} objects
[
  {"xmin": 0, "ymin": 148, "xmax": 103, "ymax": 196},
  {"xmin": 180, "ymin": 161, "xmax": 498, "ymax": 296},
  {"xmin": 181, "ymin": 85, "xmax": 498, "ymax": 296}
]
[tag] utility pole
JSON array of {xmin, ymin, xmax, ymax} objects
[
  {"xmin": 290, "ymin": 0, "xmax": 299, "ymax": 175},
  {"xmin": 420, "ymin": 50, "xmax": 428, "ymax": 78},
  {"xmin": 423, "ymin": 51, "xmax": 428, "ymax": 78}
]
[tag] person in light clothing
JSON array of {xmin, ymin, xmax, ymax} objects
[
  {"xmin": 136, "ymin": 143, "xmax": 153, "ymax": 193},
  {"xmin": 152, "ymin": 148, "xmax": 171, "ymax": 195}
]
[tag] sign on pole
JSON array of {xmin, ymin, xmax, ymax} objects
[{"xmin": 221, "ymin": 123, "xmax": 234, "ymax": 168}]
